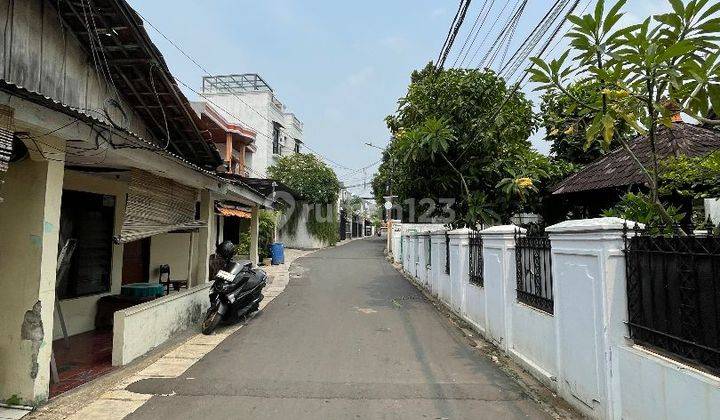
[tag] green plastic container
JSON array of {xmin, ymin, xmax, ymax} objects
[{"xmin": 121, "ymin": 283, "xmax": 165, "ymax": 298}]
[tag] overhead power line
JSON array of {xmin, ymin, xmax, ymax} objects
[
  {"xmin": 456, "ymin": 0, "xmax": 581, "ymax": 161},
  {"xmin": 339, "ymin": 158, "xmax": 383, "ymax": 180},
  {"xmin": 435, "ymin": 0, "xmax": 473, "ymax": 70},
  {"xmin": 436, "ymin": 1, "xmax": 465, "ymax": 67},
  {"xmin": 464, "ymin": 0, "xmax": 518, "ymax": 68},
  {"xmin": 479, "ymin": 0, "xmax": 582, "ymax": 139},
  {"xmin": 451, "ymin": 0, "xmax": 492, "ymax": 67},
  {"xmin": 478, "ymin": 0, "xmax": 528, "ymax": 70},
  {"xmin": 454, "ymin": 0, "xmax": 497, "ymax": 68},
  {"xmin": 133, "ymin": 9, "xmax": 359, "ymax": 173},
  {"xmin": 499, "ymin": 0, "xmax": 572, "ymax": 82}
]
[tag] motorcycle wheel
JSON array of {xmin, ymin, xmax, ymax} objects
[
  {"xmin": 250, "ymin": 294, "xmax": 264, "ymax": 314},
  {"xmin": 201, "ymin": 308, "xmax": 222, "ymax": 335}
]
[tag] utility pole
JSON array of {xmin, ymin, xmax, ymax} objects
[{"xmin": 365, "ymin": 142, "xmax": 396, "ymax": 223}]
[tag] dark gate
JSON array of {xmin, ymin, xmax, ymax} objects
[
  {"xmin": 624, "ymin": 221, "xmax": 720, "ymax": 373},
  {"xmin": 339, "ymin": 209, "xmax": 347, "ymax": 240}
]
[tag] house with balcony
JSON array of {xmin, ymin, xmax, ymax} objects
[{"xmin": 199, "ymin": 74, "xmax": 304, "ymax": 178}]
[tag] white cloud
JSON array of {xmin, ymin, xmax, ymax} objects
[{"xmin": 431, "ymin": 8, "xmax": 445, "ymax": 18}]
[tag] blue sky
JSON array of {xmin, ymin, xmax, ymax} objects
[{"xmin": 128, "ymin": 0, "xmax": 669, "ymax": 196}]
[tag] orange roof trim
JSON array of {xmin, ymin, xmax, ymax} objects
[{"xmin": 217, "ymin": 206, "xmax": 252, "ymax": 219}]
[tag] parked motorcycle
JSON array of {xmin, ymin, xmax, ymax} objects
[{"xmin": 202, "ymin": 241, "xmax": 267, "ymax": 335}]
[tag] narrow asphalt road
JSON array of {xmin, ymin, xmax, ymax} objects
[{"xmin": 126, "ymin": 237, "xmax": 550, "ymax": 419}]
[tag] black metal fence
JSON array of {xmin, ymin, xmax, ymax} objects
[
  {"xmin": 469, "ymin": 230, "xmax": 483, "ymax": 286},
  {"xmin": 515, "ymin": 224, "xmax": 553, "ymax": 314},
  {"xmin": 624, "ymin": 221, "xmax": 720, "ymax": 373},
  {"xmin": 445, "ymin": 233, "xmax": 450, "ymax": 274}
]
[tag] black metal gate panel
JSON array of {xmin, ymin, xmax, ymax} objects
[
  {"xmin": 469, "ymin": 231, "xmax": 483, "ymax": 286},
  {"xmin": 515, "ymin": 224, "xmax": 553, "ymax": 314},
  {"xmin": 624, "ymin": 222, "xmax": 720, "ymax": 373}
]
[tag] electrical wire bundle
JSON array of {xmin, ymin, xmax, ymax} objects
[{"xmin": 435, "ymin": 0, "xmax": 474, "ymax": 70}]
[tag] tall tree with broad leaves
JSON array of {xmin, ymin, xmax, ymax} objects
[
  {"xmin": 528, "ymin": 0, "xmax": 720, "ymax": 228},
  {"xmin": 540, "ymin": 80, "xmax": 633, "ymax": 164},
  {"xmin": 376, "ymin": 63, "xmax": 570, "ymax": 226}
]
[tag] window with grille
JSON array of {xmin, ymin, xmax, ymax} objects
[
  {"xmin": 272, "ymin": 123, "xmax": 281, "ymax": 154},
  {"xmin": 514, "ymin": 224, "xmax": 553, "ymax": 314},
  {"xmin": 469, "ymin": 230, "xmax": 483, "ymax": 286}
]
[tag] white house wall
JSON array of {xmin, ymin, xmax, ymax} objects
[{"xmin": 203, "ymin": 90, "xmax": 304, "ymax": 178}]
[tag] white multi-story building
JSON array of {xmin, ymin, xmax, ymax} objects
[{"xmin": 200, "ymin": 74, "xmax": 303, "ymax": 178}]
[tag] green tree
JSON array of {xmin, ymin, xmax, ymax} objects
[
  {"xmin": 268, "ymin": 153, "xmax": 340, "ymax": 244},
  {"xmin": 659, "ymin": 151, "xmax": 720, "ymax": 201},
  {"xmin": 377, "ymin": 64, "xmax": 551, "ymax": 226},
  {"xmin": 529, "ymin": 0, "xmax": 720, "ymax": 226},
  {"xmin": 340, "ymin": 195, "xmax": 364, "ymax": 215},
  {"xmin": 541, "ymin": 81, "xmax": 632, "ymax": 164},
  {"xmin": 268, "ymin": 153, "xmax": 340, "ymax": 204}
]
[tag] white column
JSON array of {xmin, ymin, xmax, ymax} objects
[
  {"xmin": 448, "ymin": 228, "xmax": 472, "ymax": 314},
  {"xmin": 391, "ymin": 222, "xmax": 402, "ymax": 262},
  {"xmin": 217, "ymin": 216, "xmax": 224, "ymax": 244},
  {"xmin": 416, "ymin": 234, "xmax": 428, "ymax": 286},
  {"xmin": 249, "ymin": 206, "xmax": 260, "ymax": 266},
  {"xmin": 546, "ymin": 217, "xmax": 627, "ymax": 420},
  {"xmin": 194, "ymin": 190, "xmax": 213, "ymax": 285},
  {"xmin": 429, "ymin": 231, "xmax": 446, "ymax": 297},
  {"xmin": 480, "ymin": 225, "xmax": 522, "ymax": 351}
]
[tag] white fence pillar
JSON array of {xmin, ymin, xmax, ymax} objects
[
  {"xmin": 406, "ymin": 233, "xmax": 417, "ymax": 277},
  {"xmin": 401, "ymin": 234, "xmax": 410, "ymax": 271},
  {"xmin": 429, "ymin": 231, "xmax": 446, "ymax": 297},
  {"xmin": 391, "ymin": 224, "xmax": 402, "ymax": 262},
  {"xmin": 437, "ymin": 233, "xmax": 452, "ymax": 305},
  {"xmin": 547, "ymin": 218, "xmax": 627, "ymax": 419},
  {"xmin": 448, "ymin": 228, "xmax": 471, "ymax": 314},
  {"xmin": 417, "ymin": 234, "xmax": 429, "ymax": 285},
  {"xmin": 480, "ymin": 225, "xmax": 520, "ymax": 351}
]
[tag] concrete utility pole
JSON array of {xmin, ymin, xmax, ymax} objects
[{"xmin": 365, "ymin": 142, "xmax": 396, "ymax": 222}]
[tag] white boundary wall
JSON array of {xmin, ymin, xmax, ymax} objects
[
  {"xmin": 394, "ymin": 218, "xmax": 720, "ymax": 419},
  {"xmin": 112, "ymin": 283, "xmax": 211, "ymax": 366}
]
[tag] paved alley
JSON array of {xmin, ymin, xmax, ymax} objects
[{"xmin": 125, "ymin": 237, "xmax": 551, "ymax": 419}]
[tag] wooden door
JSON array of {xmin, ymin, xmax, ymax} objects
[{"xmin": 122, "ymin": 238, "xmax": 150, "ymax": 285}]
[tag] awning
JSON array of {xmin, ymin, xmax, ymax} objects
[
  {"xmin": 216, "ymin": 203, "xmax": 252, "ymax": 219},
  {"xmin": 114, "ymin": 169, "xmax": 206, "ymax": 243}
]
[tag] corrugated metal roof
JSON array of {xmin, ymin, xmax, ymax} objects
[
  {"xmin": 56, "ymin": 0, "xmax": 222, "ymax": 169},
  {"xmin": 552, "ymin": 123, "xmax": 720, "ymax": 195}
]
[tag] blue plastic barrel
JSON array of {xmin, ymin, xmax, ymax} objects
[{"xmin": 270, "ymin": 242, "xmax": 285, "ymax": 265}]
